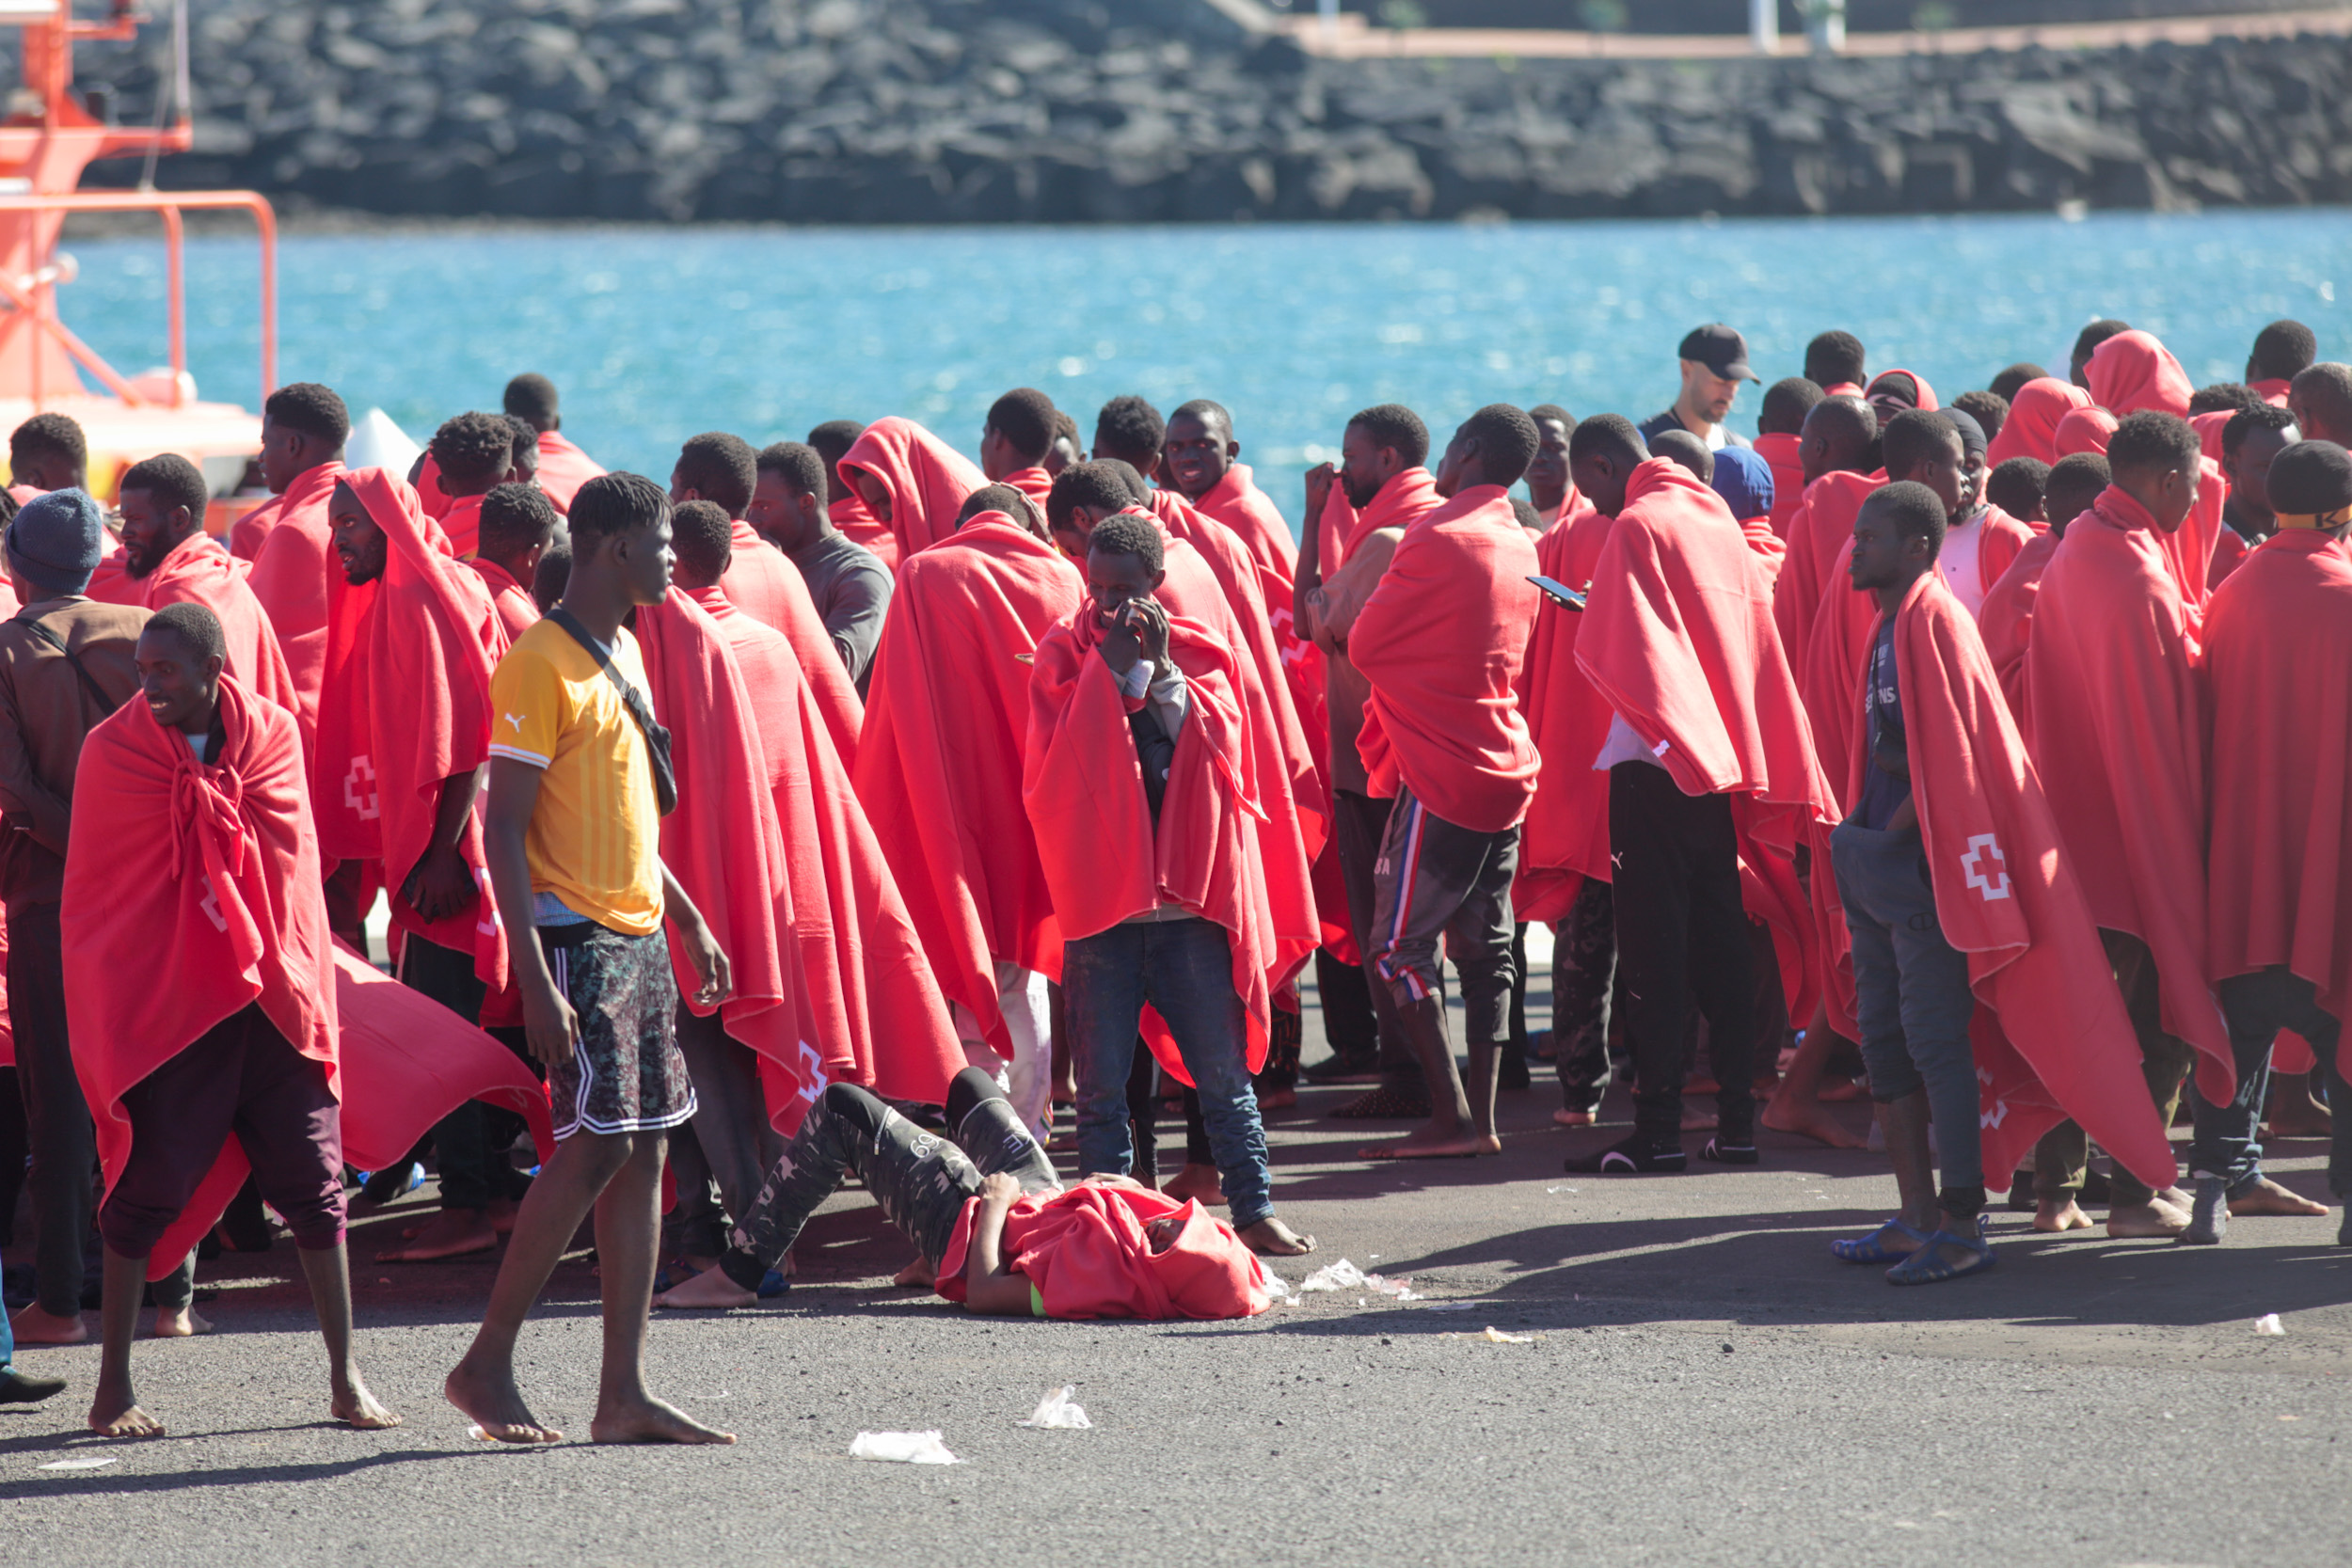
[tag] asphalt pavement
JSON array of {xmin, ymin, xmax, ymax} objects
[{"xmin": 7, "ymin": 1014, "xmax": 2351, "ymax": 1567}]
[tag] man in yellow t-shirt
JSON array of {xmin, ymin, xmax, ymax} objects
[{"xmin": 446, "ymin": 471, "xmax": 735, "ymax": 1449}]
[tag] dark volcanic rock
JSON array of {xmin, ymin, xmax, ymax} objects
[{"xmin": 55, "ymin": 0, "xmax": 2352, "ymax": 222}]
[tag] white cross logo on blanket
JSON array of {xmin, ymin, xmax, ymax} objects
[
  {"xmin": 343, "ymin": 754, "xmax": 380, "ymax": 821},
  {"xmin": 796, "ymin": 1040, "xmax": 829, "ymax": 1104},
  {"xmin": 1961, "ymin": 833, "xmax": 2011, "ymax": 902},
  {"xmin": 198, "ymin": 875, "xmax": 227, "ymax": 934}
]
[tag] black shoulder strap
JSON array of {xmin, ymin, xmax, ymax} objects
[
  {"xmin": 542, "ymin": 605, "xmax": 677, "ymax": 816},
  {"xmin": 12, "ymin": 610, "xmax": 125, "ymax": 717}
]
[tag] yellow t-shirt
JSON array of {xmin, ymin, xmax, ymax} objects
[{"xmin": 487, "ymin": 618, "xmax": 663, "ymax": 936}]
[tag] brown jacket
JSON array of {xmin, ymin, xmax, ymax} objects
[{"xmin": 0, "ymin": 595, "xmax": 149, "ymax": 909}]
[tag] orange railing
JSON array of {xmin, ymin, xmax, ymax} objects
[{"xmin": 0, "ymin": 187, "xmax": 275, "ymax": 412}]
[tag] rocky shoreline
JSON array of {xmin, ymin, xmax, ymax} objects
[{"xmin": 67, "ymin": 0, "xmax": 2352, "ymax": 223}]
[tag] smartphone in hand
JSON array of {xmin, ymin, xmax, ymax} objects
[{"xmin": 1528, "ymin": 575, "xmax": 1586, "ymax": 611}]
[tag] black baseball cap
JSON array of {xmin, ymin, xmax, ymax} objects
[{"xmin": 1677, "ymin": 324, "xmax": 1757, "ymax": 383}]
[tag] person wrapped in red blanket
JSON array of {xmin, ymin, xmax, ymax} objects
[
  {"xmin": 839, "ymin": 415, "xmax": 988, "ymax": 564},
  {"xmin": 110, "ymin": 454, "xmax": 299, "ymax": 714},
  {"xmin": 1023, "ymin": 511, "xmax": 1314, "ymax": 1259},
  {"xmin": 65, "ymin": 608, "xmax": 397, "ymax": 1438},
  {"xmin": 1819, "ymin": 483, "xmax": 2170, "ymax": 1286}
]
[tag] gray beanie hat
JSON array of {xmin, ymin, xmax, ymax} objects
[{"xmin": 7, "ymin": 487, "xmax": 105, "ymax": 596}]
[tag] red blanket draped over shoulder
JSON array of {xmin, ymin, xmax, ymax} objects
[
  {"xmin": 1025, "ymin": 605, "xmax": 1293, "ymax": 1078},
  {"xmin": 1002, "ymin": 466, "xmax": 1055, "ymax": 514},
  {"xmin": 850, "ymin": 514, "xmax": 1084, "ymax": 1057},
  {"xmin": 1576, "ymin": 460, "xmax": 1837, "ymax": 1021},
  {"xmin": 2026, "ymin": 486, "xmax": 2233, "ymax": 1101},
  {"xmin": 336, "ymin": 469, "xmax": 509, "ymax": 990},
  {"xmin": 631, "ymin": 589, "xmax": 818, "ymax": 1127},
  {"xmin": 686, "ymin": 586, "xmax": 963, "ymax": 1104},
  {"xmin": 468, "ymin": 557, "xmax": 540, "ymax": 643},
  {"xmin": 137, "ymin": 533, "xmax": 299, "ymax": 717},
  {"xmin": 242, "ymin": 460, "xmax": 352, "ymax": 755},
  {"xmin": 534, "ymin": 432, "xmax": 603, "ymax": 514},
  {"xmin": 1977, "ymin": 531, "xmax": 2058, "ymax": 721},
  {"xmin": 63, "ymin": 676, "xmax": 335, "ymax": 1276},
  {"xmin": 1986, "ymin": 379, "xmax": 2095, "ymax": 468},
  {"xmin": 2085, "ymin": 329, "xmax": 2194, "ymax": 418},
  {"xmin": 1512, "ymin": 506, "xmax": 1618, "ymax": 923},
  {"xmin": 2205, "ymin": 531, "xmax": 2352, "ymax": 1022},
  {"xmin": 2054, "ymin": 406, "xmax": 2118, "ymax": 458},
  {"xmin": 830, "ymin": 494, "xmax": 898, "ymax": 575},
  {"xmin": 1754, "ymin": 433, "xmax": 1807, "ymax": 540},
  {"xmin": 1315, "ymin": 466, "xmax": 1440, "ymax": 571},
  {"xmin": 1348, "ymin": 484, "xmax": 1541, "ymax": 834},
  {"xmin": 839, "ymin": 417, "xmax": 987, "ymax": 562},
  {"xmin": 1193, "ymin": 464, "xmax": 1297, "ymax": 579},
  {"xmin": 1816, "ymin": 576, "xmax": 2176, "ymax": 1189},
  {"xmin": 1773, "ymin": 468, "xmax": 1882, "ymax": 675},
  {"xmin": 719, "ymin": 516, "xmax": 863, "ymax": 767}
]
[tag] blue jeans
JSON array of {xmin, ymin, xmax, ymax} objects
[
  {"xmin": 1831, "ymin": 818, "xmax": 1984, "ymax": 1211},
  {"xmin": 1064, "ymin": 916, "xmax": 1276, "ymax": 1230}
]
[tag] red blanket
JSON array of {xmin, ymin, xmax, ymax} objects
[
  {"xmin": 1002, "ymin": 466, "xmax": 1055, "ymax": 514},
  {"xmin": 137, "ymin": 533, "xmax": 299, "ymax": 719},
  {"xmin": 1349, "ymin": 484, "xmax": 1542, "ymax": 834},
  {"xmin": 63, "ymin": 676, "xmax": 336, "ymax": 1276},
  {"xmin": 936, "ymin": 1184, "xmax": 1267, "ymax": 1319},
  {"xmin": 332, "ymin": 469, "xmax": 508, "ymax": 990},
  {"xmin": 1025, "ymin": 605, "xmax": 1293, "ymax": 1079},
  {"xmin": 839, "ymin": 417, "xmax": 987, "ymax": 562},
  {"xmin": 1773, "ymin": 468, "xmax": 1882, "ymax": 674},
  {"xmin": 437, "ymin": 493, "xmax": 485, "ymax": 560},
  {"xmin": 1315, "ymin": 466, "xmax": 1440, "ymax": 571},
  {"xmin": 1193, "ymin": 464, "xmax": 1298, "ymax": 579},
  {"xmin": 468, "ymin": 557, "xmax": 540, "ymax": 643},
  {"xmin": 1985, "ymin": 379, "xmax": 2095, "ymax": 469},
  {"xmin": 631, "ymin": 589, "xmax": 814, "ymax": 1127},
  {"xmin": 2053, "ymin": 406, "xmax": 2118, "ymax": 458},
  {"xmin": 2085, "ymin": 328, "xmax": 2194, "ymax": 418},
  {"xmin": 831, "ymin": 495, "xmax": 898, "ymax": 575},
  {"xmin": 1754, "ymin": 433, "xmax": 1807, "ymax": 540},
  {"xmin": 2026, "ymin": 486, "xmax": 2233, "ymax": 1101},
  {"xmin": 1512, "ymin": 505, "xmax": 1618, "ymax": 923},
  {"xmin": 1977, "ymin": 531, "xmax": 2058, "ymax": 721},
  {"xmin": 2205, "ymin": 531, "xmax": 2352, "ymax": 1022},
  {"xmin": 1575, "ymin": 460, "xmax": 1836, "ymax": 1019},
  {"xmin": 412, "ymin": 453, "xmax": 453, "ymax": 521},
  {"xmin": 242, "ymin": 460, "xmax": 353, "ymax": 756},
  {"xmin": 687, "ymin": 586, "xmax": 963, "ymax": 1106},
  {"xmin": 1816, "ymin": 575, "xmax": 2175, "ymax": 1189},
  {"xmin": 2250, "ymin": 377, "xmax": 2294, "ymax": 408},
  {"xmin": 850, "ymin": 514, "xmax": 1084, "ymax": 1056},
  {"xmin": 1867, "ymin": 368, "xmax": 1939, "ymax": 412},
  {"xmin": 534, "ymin": 431, "xmax": 604, "ymax": 513},
  {"xmin": 719, "ymin": 516, "xmax": 863, "ymax": 767}
]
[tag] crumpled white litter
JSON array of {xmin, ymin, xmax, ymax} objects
[
  {"xmin": 1295, "ymin": 1259, "xmax": 1418, "ymax": 1300},
  {"xmin": 1018, "ymin": 1386, "xmax": 1092, "ymax": 1429},
  {"xmin": 39, "ymin": 1456, "xmax": 118, "ymax": 1471},
  {"xmin": 1441, "ymin": 1326, "xmax": 1534, "ymax": 1344},
  {"xmin": 850, "ymin": 1430, "xmax": 961, "ymax": 1464},
  {"xmin": 2252, "ymin": 1313, "xmax": 2287, "ymax": 1337}
]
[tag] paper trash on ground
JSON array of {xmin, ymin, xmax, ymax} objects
[
  {"xmin": 1295, "ymin": 1259, "xmax": 1418, "ymax": 1300},
  {"xmin": 1018, "ymin": 1386, "xmax": 1091, "ymax": 1429},
  {"xmin": 1441, "ymin": 1326, "xmax": 1534, "ymax": 1344},
  {"xmin": 39, "ymin": 1456, "xmax": 119, "ymax": 1471},
  {"xmin": 850, "ymin": 1431, "xmax": 961, "ymax": 1464},
  {"xmin": 2253, "ymin": 1313, "xmax": 2287, "ymax": 1337}
]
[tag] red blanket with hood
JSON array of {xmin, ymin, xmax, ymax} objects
[
  {"xmin": 839, "ymin": 417, "xmax": 988, "ymax": 562},
  {"xmin": 1814, "ymin": 574, "xmax": 2175, "ymax": 1189},
  {"xmin": 2085, "ymin": 329, "xmax": 2194, "ymax": 419},
  {"xmin": 831, "ymin": 494, "xmax": 898, "ymax": 575},
  {"xmin": 1985, "ymin": 379, "xmax": 2095, "ymax": 469},
  {"xmin": 2026, "ymin": 485, "xmax": 2234, "ymax": 1102},
  {"xmin": 1575, "ymin": 460, "xmax": 1836, "ymax": 1021},
  {"xmin": 850, "ymin": 513, "xmax": 1084, "ymax": 1057}
]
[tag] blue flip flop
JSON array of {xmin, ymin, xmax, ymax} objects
[
  {"xmin": 1831, "ymin": 1218, "xmax": 1931, "ymax": 1264},
  {"xmin": 1886, "ymin": 1230, "xmax": 1997, "ymax": 1285}
]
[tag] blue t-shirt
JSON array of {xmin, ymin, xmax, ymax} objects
[{"xmin": 1857, "ymin": 616, "xmax": 1913, "ymax": 832}]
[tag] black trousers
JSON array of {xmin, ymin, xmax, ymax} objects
[
  {"xmin": 1608, "ymin": 764, "xmax": 1756, "ymax": 1146},
  {"xmin": 399, "ymin": 935, "xmax": 534, "ymax": 1212},
  {"xmin": 1332, "ymin": 788, "xmax": 1426, "ymax": 1098}
]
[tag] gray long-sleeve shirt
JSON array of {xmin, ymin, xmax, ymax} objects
[{"xmin": 783, "ymin": 531, "xmax": 892, "ymax": 696}]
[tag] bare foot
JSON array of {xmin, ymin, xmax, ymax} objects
[
  {"xmin": 679, "ymin": 1253, "xmax": 723, "ymax": 1276},
  {"xmin": 1817, "ymin": 1076, "xmax": 1871, "ymax": 1102},
  {"xmin": 1679, "ymin": 1105, "xmax": 1719, "ymax": 1132},
  {"xmin": 1238, "ymin": 1216, "xmax": 1316, "ymax": 1256},
  {"xmin": 333, "ymin": 1378, "xmax": 403, "ymax": 1430},
  {"xmin": 590, "ymin": 1395, "xmax": 735, "ymax": 1446},
  {"xmin": 1761, "ymin": 1092, "xmax": 1867, "ymax": 1149},
  {"xmin": 2107, "ymin": 1198, "xmax": 2189, "ymax": 1239},
  {"xmin": 2230, "ymin": 1175, "xmax": 2331, "ymax": 1217},
  {"xmin": 2265, "ymin": 1074, "xmax": 2332, "ymax": 1138},
  {"xmin": 9, "ymin": 1303, "xmax": 88, "ymax": 1345},
  {"xmin": 1161, "ymin": 1163, "xmax": 1227, "ymax": 1206},
  {"xmin": 1552, "ymin": 1107, "xmax": 1599, "ymax": 1128},
  {"xmin": 652, "ymin": 1265, "xmax": 755, "ymax": 1310},
  {"xmin": 1685, "ymin": 1076, "xmax": 1721, "ymax": 1096},
  {"xmin": 485, "ymin": 1197, "xmax": 522, "ymax": 1236},
  {"xmin": 379, "ymin": 1209, "xmax": 497, "ymax": 1263},
  {"xmin": 88, "ymin": 1396, "xmax": 167, "ymax": 1439},
  {"xmin": 892, "ymin": 1257, "xmax": 938, "ymax": 1288},
  {"xmin": 444, "ymin": 1354, "xmax": 563, "ymax": 1444},
  {"xmin": 2035, "ymin": 1198, "xmax": 2093, "ymax": 1232},
  {"xmin": 1257, "ymin": 1085, "xmax": 1298, "ymax": 1111},
  {"xmin": 1360, "ymin": 1131, "xmax": 1502, "ymax": 1159},
  {"xmin": 151, "ymin": 1305, "xmax": 212, "ymax": 1338}
]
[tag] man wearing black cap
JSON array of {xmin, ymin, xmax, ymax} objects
[
  {"xmin": 0, "ymin": 491, "xmax": 174, "ymax": 1351},
  {"xmin": 1640, "ymin": 325, "xmax": 1757, "ymax": 454}
]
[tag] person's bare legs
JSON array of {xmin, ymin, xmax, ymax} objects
[
  {"xmin": 151, "ymin": 1303, "xmax": 211, "ymax": 1338},
  {"xmin": 380, "ymin": 1207, "xmax": 499, "ymax": 1262},
  {"xmin": 87, "ymin": 1248, "xmax": 164, "ymax": 1437},
  {"xmin": 446, "ymin": 1129, "xmax": 635, "ymax": 1444},
  {"xmin": 8, "ymin": 1301, "xmax": 87, "ymax": 1345},
  {"xmin": 584, "ymin": 1133, "xmax": 733, "ymax": 1445},
  {"xmin": 295, "ymin": 1243, "xmax": 399, "ymax": 1429},
  {"xmin": 1763, "ymin": 1016, "xmax": 1868, "ymax": 1149},
  {"xmin": 1361, "ymin": 995, "xmax": 1497, "ymax": 1159}
]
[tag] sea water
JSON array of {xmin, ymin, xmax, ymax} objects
[{"xmin": 56, "ymin": 209, "xmax": 2352, "ymax": 516}]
